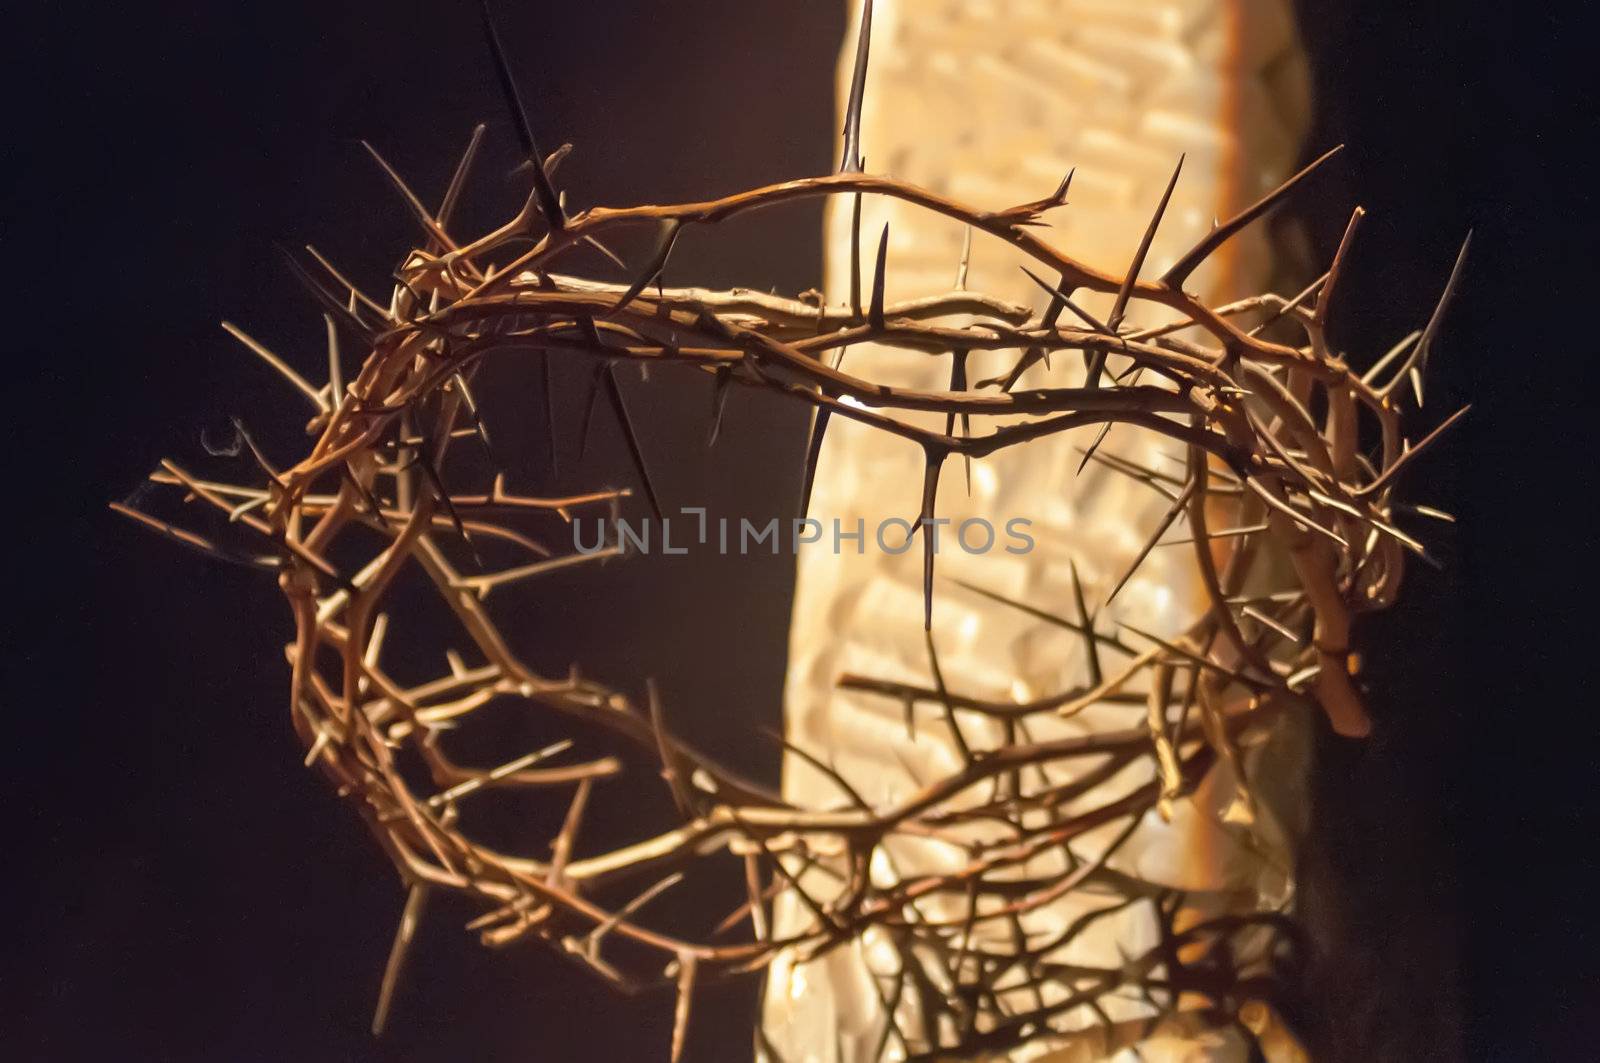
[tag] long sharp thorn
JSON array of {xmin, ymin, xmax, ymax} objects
[
  {"xmin": 1077, "ymin": 420, "xmax": 1115, "ymax": 476},
  {"xmin": 798, "ymin": 407, "xmax": 831, "ymax": 519},
  {"xmin": 436, "ymin": 122, "xmax": 487, "ymax": 237},
  {"xmin": 1246, "ymin": 269, "xmax": 1329, "ymax": 338},
  {"xmin": 919, "ymin": 446, "xmax": 943, "ymax": 630},
  {"xmin": 868, "ymin": 223, "xmax": 890, "ymax": 328},
  {"xmin": 755, "ymin": 727, "xmax": 869, "ymax": 810},
  {"xmin": 1408, "ymin": 231, "xmax": 1473, "ymax": 386},
  {"xmin": 950, "ymin": 578, "xmax": 1135, "ymax": 656},
  {"xmin": 220, "ymin": 320, "xmax": 328, "ymax": 412},
  {"xmin": 945, "ymin": 350, "xmax": 972, "ymax": 494},
  {"xmin": 1106, "ymin": 477, "xmax": 1196, "ymax": 605},
  {"xmin": 611, "ymin": 220, "xmax": 682, "ymax": 316},
  {"xmin": 839, "ymin": 0, "xmax": 875, "ymax": 173},
  {"xmin": 1362, "ymin": 404, "xmax": 1472, "ymax": 496},
  {"xmin": 1244, "ymin": 477, "xmax": 1348, "ymax": 548},
  {"xmin": 273, "ymin": 245, "xmax": 374, "ymax": 345},
  {"xmin": 573, "ymin": 238, "xmax": 624, "ymax": 275},
  {"xmin": 602, "ymin": 364, "xmax": 664, "ymax": 520},
  {"xmin": 1019, "ymin": 266, "xmax": 1113, "ymax": 334},
  {"xmin": 1052, "ymin": 166, "xmax": 1075, "ymax": 206},
  {"xmin": 453, "ymin": 371, "xmax": 495, "ymax": 462},
  {"xmin": 475, "ymin": 0, "xmax": 563, "ymax": 229},
  {"xmin": 371, "ymin": 883, "xmax": 429, "ymax": 1037},
  {"xmin": 1069, "ymin": 560, "xmax": 1102, "ymax": 686},
  {"xmin": 1162, "ymin": 144, "xmax": 1343, "ymax": 288},
  {"xmin": 647, "ymin": 679, "xmax": 694, "ymax": 819},
  {"xmin": 1089, "ymin": 156, "xmax": 1180, "ymax": 388},
  {"xmin": 110, "ymin": 502, "xmax": 280, "ymax": 572},
  {"xmin": 1108, "ymin": 154, "xmax": 1183, "ymax": 335},
  {"xmin": 360, "ymin": 141, "xmax": 458, "ymax": 251},
  {"xmin": 1316, "ymin": 206, "xmax": 1365, "ymax": 328},
  {"xmin": 955, "ymin": 225, "xmax": 973, "ymax": 289},
  {"xmin": 924, "ymin": 628, "xmax": 972, "ymax": 762},
  {"xmin": 304, "ymin": 245, "xmax": 386, "ymax": 317},
  {"xmin": 849, "ymin": 193, "xmax": 864, "ymax": 318},
  {"xmin": 414, "ymin": 438, "xmax": 482, "ymax": 568}
]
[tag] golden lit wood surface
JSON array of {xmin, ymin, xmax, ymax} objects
[{"xmin": 771, "ymin": 2, "xmax": 1312, "ymax": 1058}]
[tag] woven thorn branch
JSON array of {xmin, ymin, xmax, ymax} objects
[{"xmin": 115, "ymin": 3, "xmax": 1468, "ymax": 1058}]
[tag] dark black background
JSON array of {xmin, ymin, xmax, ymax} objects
[{"xmin": 11, "ymin": 1, "xmax": 1597, "ymax": 1060}]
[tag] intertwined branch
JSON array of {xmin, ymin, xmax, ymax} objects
[{"xmin": 116, "ymin": 5, "xmax": 1466, "ymax": 1058}]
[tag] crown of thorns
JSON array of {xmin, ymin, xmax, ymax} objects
[{"xmin": 116, "ymin": 3, "xmax": 1468, "ymax": 1058}]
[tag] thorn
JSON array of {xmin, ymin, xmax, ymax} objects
[
  {"xmin": 475, "ymin": 0, "xmax": 564, "ymax": 229},
  {"xmin": 924, "ymin": 628, "xmax": 972, "ymax": 763},
  {"xmin": 1162, "ymin": 144, "xmax": 1343, "ymax": 288},
  {"xmin": 359, "ymin": 141, "xmax": 459, "ymax": 251},
  {"xmin": 944, "ymin": 350, "xmax": 972, "ymax": 493},
  {"xmin": 1018, "ymin": 266, "xmax": 1114, "ymax": 334},
  {"xmin": 303, "ymin": 245, "xmax": 386, "ymax": 317},
  {"xmin": 1243, "ymin": 477, "xmax": 1348, "ymax": 548},
  {"xmin": 1068, "ymin": 560, "xmax": 1102, "ymax": 687},
  {"xmin": 1246, "ymin": 270, "xmax": 1329, "ymax": 339},
  {"xmin": 372, "ymin": 883, "xmax": 429, "ymax": 1037},
  {"xmin": 1362, "ymin": 330, "xmax": 1421, "ymax": 386},
  {"xmin": 1105, "ymin": 477, "xmax": 1197, "ymax": 605},
  {"xmin": 756, "ymin": 727, "xmax": 869, "ymax": 810},
  {"xmin": 1077, "ymin": 420, "xmax": 1115, "ymax": 476},
  {"xmin": 919, "ymin": 445, "xmax": 944, "ymax": 630},
  {"xmin": 582, "ymin": 235, "xmax": 629, "ymax": 272},
  {"xmin": 868, "ymin": 223, "xmax": 890, "ymax": 328},
  {"xmin": 1362, "ymin": 404, "xmax": 1471, "ymax": 496},
  {"xmin": 602, "ymin": 364, "xmax": 665, "ymax": 521},
  {"xmin": 109, "ymin": 501, "xmax": 280, "ymax": 572},
  {"xmin": 453, "ymin": 371, "xmax": 495, "ymax": 463},
  {"xmin": 798, "ymin": 407, "xmax": 830, "ymax": 519},
  {"xmin": 839, "ymin": 0, "xmax": 875, "ymax": 173},
  {"xmin": 1051, "ymin": 166, "xmax": 1075, "ymax": 206},
  {"xmin": 1315, "ymin": 206, "xmax": 1365, "ymax": 329},
  {"xmin": 220, "ymin": 320, "xmax": 329, "ymax": 412},
  {"xmin": 611, "ymin": 220, "xmax": 683, "ymax": 316},
  {"xmin": 949, "ymin": 577, "xmax": 1135, "ymax": 657},
  {"xmin": 1392, "ymin": 231, "xmax": 1472, "ymax": 399},
  {"xmin": 272, "ymin": 246, "xmax": 375, "ymax": 346},
  {"xmin": 849, "ymin": 193, "xmax": 864, "ymax": 318},
  {"xmin": 1107, "ymin": 155, "xmax": 1183, "ymax": 335},
  {"xmin": 413, "ymin": 436, "xmax": 483, "ymax": 568},
  {"xmin": 436, "ymin": 122, "xmax": 488, "ymax": 237},
  {"xmin": 647, "ymin": 679, "xmax": 696, "ymax": 821}
]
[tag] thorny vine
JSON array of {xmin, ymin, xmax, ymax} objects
[{"xmin": 116, "ymin": 3, "xmax": 1467, "ymax": 1058}]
